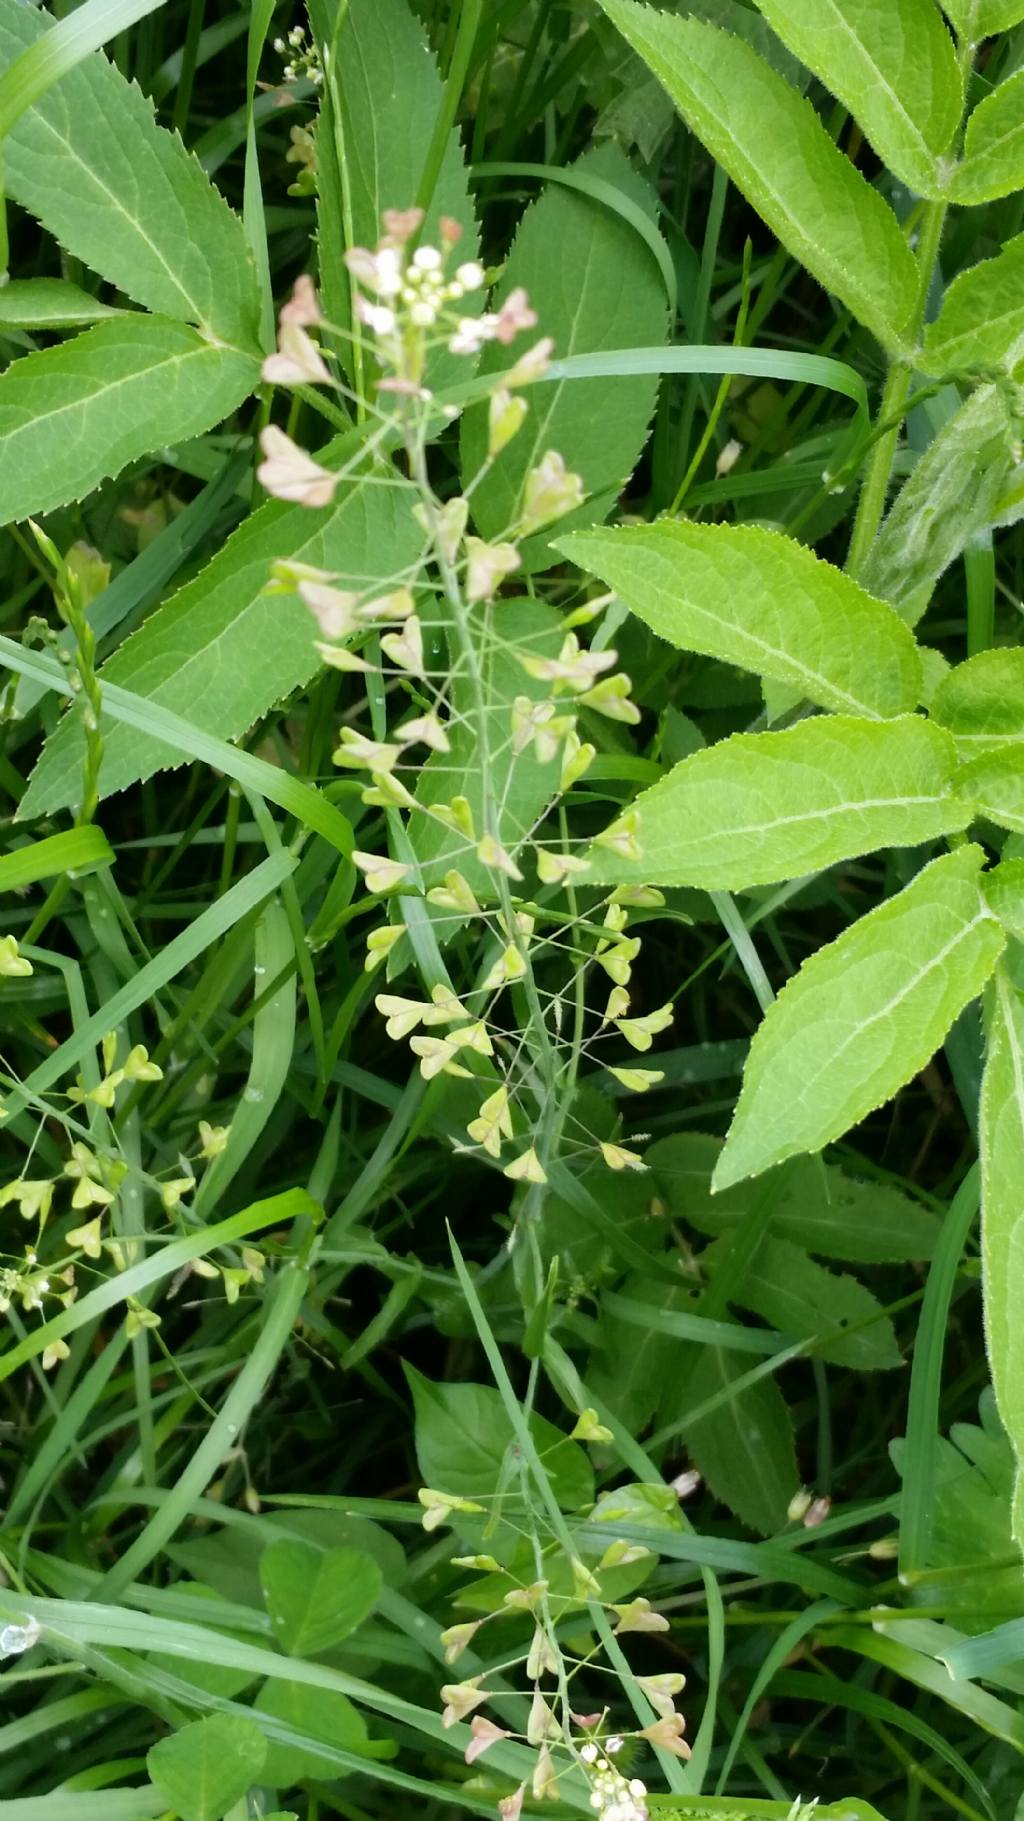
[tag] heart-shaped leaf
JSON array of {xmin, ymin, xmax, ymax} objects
[
  {"xmin": 147, "ymin": 1715, "xmax": 266, "ymax": 1821},
  {"xmin": 260, "ymin": 1539, "xmax": 383, "ymax": 1656}
]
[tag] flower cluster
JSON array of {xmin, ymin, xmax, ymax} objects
[
  {"xmin": 582, "ymin": 1741, "xmax": 649, "ymax": 1821},
  {"xmin": 273, "ymin": 21, "xmax": 322, "ymax": 86}
]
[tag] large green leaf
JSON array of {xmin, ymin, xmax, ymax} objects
[
  {"xmin": 649, "ymin": 1133, "xmax": 941, "ymax": 1262},
  {"xmin": 460, "ymin": 144, "xmax": 667, "ymax": 545},
  {"xmin": 594, "ymin": 0, "xmax": 919, "ymax": 351},
  {"xmin": 932, "ymin": 647, "xmax": 1024, "ymax": 757},
  {"xmin": 0, "ymin": 0, "xmax": 259, "ymax": 347},
  {"xmin": 147, "ymin": 1715, "xmax": 266, "ymax": 1821},
  {"xmin": 950, "ymin": 69, "xmax": 1024, "ymax": 205},
  {"xmin": 0, "ymin": 316, "xmax": 257, "ymax": 524},
  {"xmin": 942, "ymin": 0, "xmax": 1024, "ymax": 32},
  {"xmin": 860, "ymin": 385, "xmax": 1020, "ymax": 619},
  {"xmin": 259, "ymin": 1540, "xmax": 382, "ymax": 1657},
  {"xmin": 957, "ymin": 748, "xmax": 1024, "ymax": 832},
  {"xmin": 311, "ymin": 0, "xmax": 478, "ymax": 387},
  {"xmin": 753, "ymin": 0, "xmax": 962, "ymax": 197},
  {"xmin": 921, "ymin": 235, "xmax": 1024, "ymax": 378},
  {"xmin": 980, "ymin": 964, "xmax": 1024, "ymax": 1546},
  {"xmin": 583, "ymin": 713, "xmax": 966, "ymax": 890},
  {"xmin": 726, "ymin": 1233, "xmax": 902, "ymax": 1371},
  {"xmin": 406, "ymin": 1366, "xmax": 593, "ymax": 1512},
  {"xmin": 0, "ymin": 277, "xmax": 124, "ymax": 329},
  {"xmin": 253, "ymin": 1679, "xmax": 379, "ymax": 1788},
  {"xmin": 22, "ymin": 478, "xmax": 420, "ymax": 816},
  {"xmin": 715, "ymin": 846, "xmax": 1005, "ymax": 1189},
  {"xmin": 676, "ymin": 1345, "xmax": 799, "ymax": 1534},
  {"xmin": 559, "ymin": 521, "xmax": 923, "ymax": 717}
]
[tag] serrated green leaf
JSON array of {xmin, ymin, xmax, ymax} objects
[
  {"xmin": 589, "ymin": 1274, "xmax": 695, "ymax": 1432},
  {"xmin": 921, "ymin": 235, "xmax": 1024, "ymax": 378},
  {"xmin": 860, "ymin": 384, "xmax": 1021, "ymax": 618},
  {"xmin": 950, "ymin": 69, "xmax": 1024, "ymax": 205},
  {"xmin": 311, "ymin": 0, "xmax": 478, "ymax": 390},
  {"xmin": 412, "ymin": 598, "xmax": 562, "ymax": 894},
  {"xmin": 594, "ymin": 0, "xmax": 919, "ymax": 351},
  {"xmin": 0, "ymin": 316, "xmax": 257, "ymax": 524},
  {"xmin": 649, "ymin": 1132, "xmax": 941, "ymax": 1262},
  {"xmin": 21, "ymin": 477, "xmax": 420, "ymax": 816},
  {"xmin": 980, "ymin": 965, "xmax": 1024, "ymax": 1546},
  {"xmin": 259, "ymin": 1540, "xmax": 382, "ymax": 1657},
  {"xmin": 0, "ymin": 0, "xmax": 259, "ymax": 347},
  {"xmin": 147, "ymin": 1715, "xmax": 266, "ymax": 1821},
  {"xmin": 957, "ymin": 747, "xmax": 1024, "ymax": 832},
  {"xmin": 676, "ymin": 1346, "xmax": 799, "ymax": 1534},
  {"xmin": 716, "ymin": 846, "xmax": 1005, "ymax": 1189},
  {"xmin": 943, "ymin": 0, "xmax": 1024, "ymax": 33},
  {"xmin": 932, "ymin": 646, "xmax": 1024, "ymax": 757},
  {"xmin": 406, "ymin": 1366, "xmax": 593, "ymax": 1512},
  {"xmin": 0, "ymin": 277, "xmax": 124, "ymax": 329},
  {"xmin": 559, "ymin": 521, "xmax": 923, "ymax": 718},
  {"xmin": 753, "ymin": 0, "xmax": 962, "ymax": 196},
  {"xmin": 984, "ymin": 857, "xmax": 1024, "ymax": 937},
  {"xmin": 728, "ymin": 1234, "xmax": 902, "ymax": 1370},
  {"xmin": 583, "ymin": 713, "xmax": 965, "ymax": 890},
  {"xmin": 253, "ymin": 1678, "xmax": 377, "ymax": 1788},
  {"xmin": 460, "ymin": 143, "xmax": 667, "ymax": 546}
]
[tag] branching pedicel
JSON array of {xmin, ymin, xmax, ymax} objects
[{"xmin": 257, "ymin": 209, "xmax": 685, "ymax": 1819}]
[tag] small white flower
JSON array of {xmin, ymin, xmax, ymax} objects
[
  {"xmin": 412, "ymin": 244, "xmax": 443, "ymax": 271},
  {"xmin": 358, "ymin": 300, "xmax": 397, "ymax": 336}
]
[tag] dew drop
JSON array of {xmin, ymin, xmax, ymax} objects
[{"xmin": 0, "ymin": 1617, "xmax": 41, "ymax": 1657}]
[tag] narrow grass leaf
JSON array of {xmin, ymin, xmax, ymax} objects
[
  {"xmin": 0, "ymin": 0, "xmax": 166, "ymax": 133},
  {"xmin": 0, "ymin": 637, "xmax": 353, "ymax": 857},
  {"xmin": 559, "ymin": 521, "xmax": 923, "ymax": 718},
  {"xmin": 582, "ymin": 714, "xmax": 966, "ymax": 889},
  {"xmin": 0, "ymin": 826, "xmax": 113, "ymax": 890},
  {"xmin": 716, "ymin": 847, "xmax": 1005, "ymax": 1189}
]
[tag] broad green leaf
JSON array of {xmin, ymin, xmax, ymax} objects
[
  {"xmin": 311, "ymin": 0, "xmax": 478, "ymax": 388},
  {"xmin": 649, "ymin": 1132, "xmax": 941, "ymax": 1262},
  {"xmin": 950, "ymin": 69, "xmax": 1024, "ymax": 205},
  {"xmin": 932, "ymin": 647, "xmax": 1024, "ymax": 756},
  {"xmin": 860, "ymin": 385, "xmax": 1020, "ymax": 619},
  {"xmin": 984, "ymin": 857, "xmax": 1024, "ymax": 937},
  {"xmin": 413, "ymin": 599, "xmax": 562, "ymax": 895},
  {"xmin": 891, "ymin": 1391, "xmax": 1024, "ymax": 1622},
  {"xmin": 583, "ymin": 713, "xmax": 966, "ymax": 890},
  {"xmin": 147, "ymin": 1715, "xmax": 266, "ymax": 1821},
  {"xmin": 0, "ymin": 0, "xmax": 259, "ymax": 347},
  {"xmin": 980, "ymin": 965, "xmax": 1024, "ymax": 1546},
  {"xmin": 559, "ymin": 521, "xmax": 923, "ymax": 718},
  {"xmin": 921, "ymin": 235, "xmax": 1024, "ymax": 378},
  {"xmin": 254, "ymin": 1678, "xmax": 378, "ymax": 1788},
  {"xmin": 259, "ymin": 1540, "xmax": 382, "ymax": 1657},
  {"xmin": 460, "ymin": 144, "xmax": 667, "ymax": 546},
  {"xmin": 676, "ymin": 1345, "xmax": 799, "ymax": 1534},
  {"xmin": 726, "ymin": 1234, "xmax": 902, "ymax": 1370},
  {"xmin": 406, "ymin": 1366, "xmax": 593, "ymax": 1512},
  {"xmin": 0, "ymin": 316, "xmax": 257, "ymax": 524},
  {"xmin": 595, "ymin": 0, "xmax": 919, "ymax": 351},
  {"xmin": 943, "ymin": 0, "xmax": 1024, "ymax": 32},
  {"xmin": 956, "ymin": 748, "xmax": 1024, "ymax": 832},
  {"xmin": 716, "ymin": 846, "xmax": 1005, "ymax": 1189},
  {"xmin": 0, "ymin": 277, "xmax": 124, "ymax": 329},
  {"xmin": 21, "ymin": 477, "xmax": 420, "ymax": 816},
  {"xmin": 753, "ymin": 0, "xmax": 962, "ymax": 196},
  {"xmin": 589, "ymin": 1274, "xmax": 696, "ymax": 1432}
]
